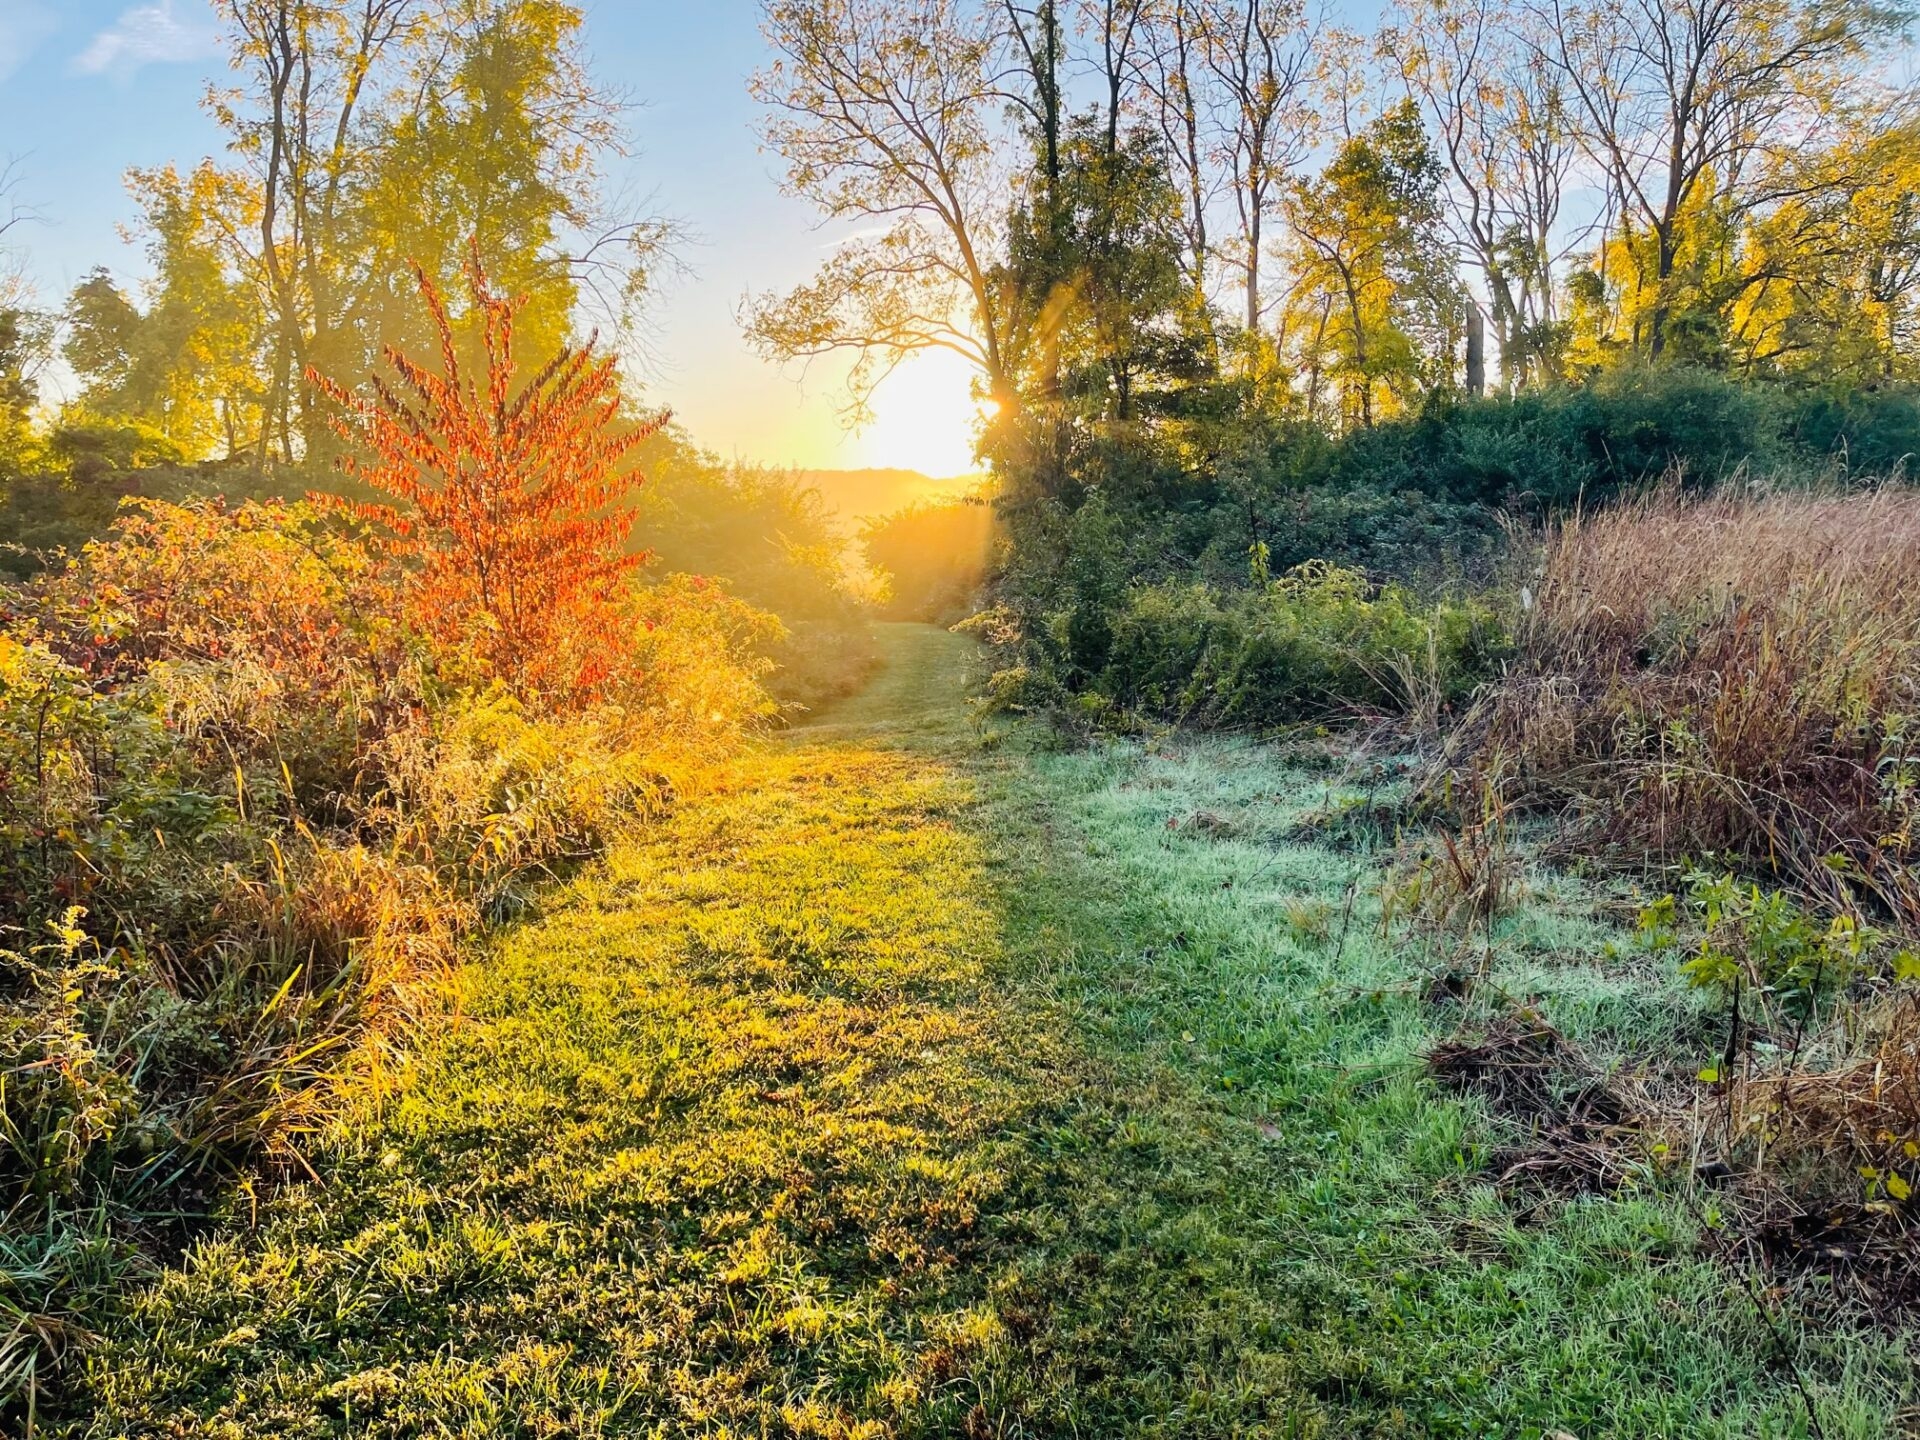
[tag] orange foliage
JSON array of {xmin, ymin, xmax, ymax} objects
[
  {"xmin": 311, "ymin": 253, "xmax": 664, "ymax": 705},
  {"xmin": 29, "ymin": 498, "xmax": 395, "ymax": 685}
]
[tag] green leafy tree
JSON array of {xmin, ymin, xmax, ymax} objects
[
  {"xmin": 0, "ymin": 303, "xmax": 45, "ymax": 472},
  {"xmin": 1006, "ymin": 117, "xmax": 1206, "ymax": 423},
  {"xmin": 67, "ymin": 165, "xmax": 264, "ymax": 459}
]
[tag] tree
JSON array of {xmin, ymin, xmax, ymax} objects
[
  {"xmin": 1537, "ymin": 0, "xmax": 1901, "ymax": 360},
  {"xmin": 67, "ymin": 165, "xmax": 266, "ymax": 458},
  {"xmin": 1001, "ymin": 0, "xmax": 1067, "ymax": 221},
  {"xmin": 1200, "ymin": 0, "xmax": 1317, "ymax": 334},
  {"xmin": 201, "ymin": 0, "xmax": 648, "ymax": 466},
  {"xmin": 1382, "ymin": 0, "xmax": 1577, "ymax": 386},
  {"xmin": 357, "ymin": 0, "xmax": 633, "ymax": 365},
  {"xmin": 0, "ymin": 160, "xmax": 46, "ymax": 473},
  {"xmin": 746, "ymin": 0, "xmax": 1018, "ymax": 414},
  {"xmin": 311, "ymin": 254, "xmax": 662, "ymax": 703},
  {"xmin": 1281, "ymin": 100, "xmax": 1465, "ymax": 425},
  {"xmin": 63, "ymin": 271, "xmax": 144, "ymax": 410},
  {"xmin": 1009, "ymin": 118, "xmax": 1201, "ymax": 421},
  {"xmin": 1134, "ymin": 0, "xmax": 1218, "ymax": 298},
  {"xmin": 1728, "ymin": 110, "xmax": 1920, "ymax": 379},
  {"xmin": 210, "ymin": 0, "xmax": 426, "ymax": 462},
  {"xmin": 0, "ymin": 305, "xmax": 47, "ymax": 473},
  {"xmin": 1080, "ymin": 0, "xmax": 1152, "ymax": 158}
]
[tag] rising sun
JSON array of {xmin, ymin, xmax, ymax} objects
[{"xmin": 857, "ymin": 348, "xmax": 995, "ymax": 478}]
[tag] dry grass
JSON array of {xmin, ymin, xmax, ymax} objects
[
  {"xmin": 1427, "ymin": 1012, "xmax": 1646, "ymax": 1193},
  {"xmin": 1428, "ymin": 483, "xmax": 1920, "ymax": 1311},
  {"xmin": 1442, "ymin": 483, "xmax": 1920, "ymax": 922}
]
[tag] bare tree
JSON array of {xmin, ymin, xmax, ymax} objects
[
  {"xmin": 1201, "ymin": 0, "xmax": 1317, "ymax": 333},
  {"xmin": 1078, "ymin": 0, "xmax": 1152, "ymax": 156},
  {"xmin": 1134, "ymin": 0, "xmax": 1217, "ymax": 295},
  {"xmin": 1383, "ymin": 0, "xmax": 1579, "ymax": 386},
  {"xmin": 0, "ymin": 156, "xmax": 37, "ymax": 251},
  {"xmin": 747, "ymin": 0, "xmax": 1017, "ymax": 414}
]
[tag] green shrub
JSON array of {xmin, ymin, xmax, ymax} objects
[
  {"xmin": 1020, "ymin": 561, "xmax": 1508, "ymax": 729},
  {"xmin": 1640, "ymin": 871, "xmax": 1875, "ymax": 1018},
  {"xmin": 1187, "ymin": 563, "xmax": 1503, "ymax": 724}
]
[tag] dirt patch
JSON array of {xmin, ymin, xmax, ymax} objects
[{"xmin": 1747, "ymin": 1203, "xmax": 1920, "ymax": 1310}]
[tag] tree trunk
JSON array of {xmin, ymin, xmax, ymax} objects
[{"xmin": 1465, "ymin": 304, "xmax": 1486, "ymax": 397}]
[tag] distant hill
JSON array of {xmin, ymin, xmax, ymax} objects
[{"xmin": 794, "ymin": 468, "xmax": 987, "ymax": 535}]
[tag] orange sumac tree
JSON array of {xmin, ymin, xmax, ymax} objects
[{"xmin": 311, "ymin": 255, "xmax": 664, "ymax": 705}]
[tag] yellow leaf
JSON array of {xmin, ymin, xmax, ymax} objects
[{"xmin": 0, "ymin": 633, "xmax": 28, "ymax": 685}]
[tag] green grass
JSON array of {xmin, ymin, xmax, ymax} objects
[{"xmin": 60, "ymin": 624, "xmax": 1914, "ymax": 1436}]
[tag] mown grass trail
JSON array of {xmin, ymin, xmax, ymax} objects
[{"xmin": 72, "ymin": 625, "xmax": 1910, "ymax": 1437}]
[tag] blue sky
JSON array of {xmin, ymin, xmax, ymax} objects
[{"xmin": 0, "ymin": 0, "xmax": 986, "ymax": 475}]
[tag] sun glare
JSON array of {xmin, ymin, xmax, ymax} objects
[{"xmin": 857, "ymin": 348, "xmax": 993, "ymax": 478}]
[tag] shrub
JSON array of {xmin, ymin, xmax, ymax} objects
[
  {"xmin": 0, "ymin": 418, "xmax": 318, "ymax": 582},
  {"xmin": 1641, "ymin": 871, "xmax": 1874, "ymax": 1020},
  {"xmin": 312, "ymin": 254, "xmax": 662, "ymax": 707},
  {"xmin": 1635, "ymin": 874, "xmax": 1920, "ymax": 1241},
  {"xmin": 0, "ymin": 490, "xmax": 773, "ymax": 1411},
  {"xmin": 1436, "ymin": 484, "xmax": 1920, "ymax": 922},
  {"xmin": 1098, "ymin": 562, "xmax": 1506, "ymax": 728}
]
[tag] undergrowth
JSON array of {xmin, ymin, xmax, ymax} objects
[
  {"xmin": 0, "ymin": 497, "xmax": 773, "ymax": 1422},
  {"xmin": 1424, "ymin": 484, "xmax": 1920, "ymax": 1306}
]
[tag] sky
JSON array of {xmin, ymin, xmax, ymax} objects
[{"xmin": 0, "ymin": 0, "xmax": 988, "ymax": 478}]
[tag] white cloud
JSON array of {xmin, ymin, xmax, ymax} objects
[
  {"xmin": 0, "ymin": 3, "xmax": 56, "ymax": 83},
  {"xmin": 72, "ymin": 1, "xmax": 217, "ymax": 80}
]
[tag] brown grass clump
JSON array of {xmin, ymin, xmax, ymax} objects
[
  {"xmin": 1438, "ymin": 483, "xmax": 1920, "ymax": 922},
  {"xmin": 1692, "ymin": 991, "xmax": 1920, "ymax": 1313},
  {"xmin": 1428, "ymin": 1013, "xmax": 1645, "ymax": 1193}
]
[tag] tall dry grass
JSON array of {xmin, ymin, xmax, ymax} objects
[
  {"xmin": 1436, "ymin": 485, "xmax": 1920, "ymax": 1264},
  {"xmin": 1443, "ymin": 484, "xmax": 1920, "ymax": 922}
]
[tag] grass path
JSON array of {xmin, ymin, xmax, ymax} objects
[{"xmin": 72, "ymin": 625, "xmax": 1909, "ymax": 1437}]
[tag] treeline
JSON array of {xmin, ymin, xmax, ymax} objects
[
  {"xmin": 753, "ymin": 0, "xmax": 1920, "ymax": 421},
  {"xmin": 4, "ymin": 0, "xmax": 653, "ymax": 472},
  {"xmin": 752, "ymin": 0, "xmax": 1920, "ymax": 708}
]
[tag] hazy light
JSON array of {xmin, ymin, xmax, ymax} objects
[{"xmin": 857, "ymin": 349, "xmax": 990, "ymax": 478}]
